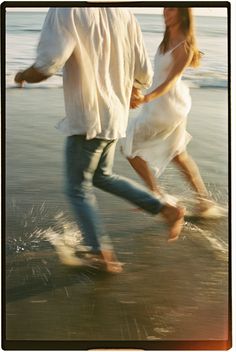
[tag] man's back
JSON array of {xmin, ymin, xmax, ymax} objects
[{"xmin": 35, "ymin": 7, "xmax": 153, "ymax": 139}]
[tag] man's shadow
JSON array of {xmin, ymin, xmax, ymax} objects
[{"xmin": 6, "ymin": 250, "xmax": 110, "ymax": 303}]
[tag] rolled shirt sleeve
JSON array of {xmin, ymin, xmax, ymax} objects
[
  {"xmin": 132, "ymin": 16, "xmax": 153, "ymax": 90},
  {"xmin": 34, "ymin": 8, "xmax": 76, "ymax": 76}
]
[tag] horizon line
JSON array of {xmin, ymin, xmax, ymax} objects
[{"xmin": 5, "ymin": 7, "xmax": 227, "ymax": 17}]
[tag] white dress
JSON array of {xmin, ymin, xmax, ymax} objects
[{"xmin": 122, "ymin": 41, "xmax": 192, "ymax": 177}]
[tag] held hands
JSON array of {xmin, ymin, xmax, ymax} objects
[{"xmin": 130, "ymin": 87, "xmax": 147, "ymax": 109}]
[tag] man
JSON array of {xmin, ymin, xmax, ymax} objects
[{"xmin": 15, "ymin": 7, "xmax": 185, "ymax": 273}]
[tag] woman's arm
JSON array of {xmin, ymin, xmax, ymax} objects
[{"xmin": 143, "ymin": 44, "xmax": 193, "ymax": 104}]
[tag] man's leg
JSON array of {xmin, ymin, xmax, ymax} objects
[
  {"xmin": 65, "ymin": 135, "xmax": 109, "ymax": 254},
  {"xmin": 93, "ymin": 140, "xmax": 163, "ymax": 214}
]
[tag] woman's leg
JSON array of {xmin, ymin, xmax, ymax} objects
[
  {"xmin": 127, "ymin": 156, "xmax": 162, "ymax": 196},
  {"xmin": 94, "ymin": 145, "xmax": 185, "ymax": 242},
  {"xmin": 173, "ymin": 151, "xmax": 212, "ymax": 210}
]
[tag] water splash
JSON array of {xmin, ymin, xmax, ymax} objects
[
  {"xmin": 36, "ymin": 212, "xmax": 87, "ymax": 267},
  {"xmin": 7, "ymin": 200, "xmax": 84, "ymax": 255},
  {"xmin": 184, "ymin": 220, "xmax": 228, "ymax": 260},
  {"xmin": 40, "ymin": 211, "xmax": 83, "ymax": 249},
  {"xmin": 6, "ymin": 202, "xmax": 86, "ymax": 284}
]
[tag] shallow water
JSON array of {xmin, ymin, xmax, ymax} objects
[{"xmin": 4, "ymin": 87, "xmax": 229, "ymax": 347}]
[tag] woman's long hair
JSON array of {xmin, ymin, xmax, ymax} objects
[{"xmin": 159, "ymin": 8, "xmax": 202, "ymax": 67}]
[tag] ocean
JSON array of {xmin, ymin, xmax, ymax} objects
[
  {"xmin": 6, "ymin": 10, "xmax": 227, "ymax": 89},
  {"xmin": 4, "ymin": 8, "xmax": 230, "ymax": 347}
]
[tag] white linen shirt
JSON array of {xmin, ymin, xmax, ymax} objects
[{"xmin": 34, "ymin": 7, "xmax": 153, "ymax": 140}]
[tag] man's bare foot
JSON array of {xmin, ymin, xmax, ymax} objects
[
  {"xmin": 161, "ymin": 204, "xmax": 185, "ymax": 242},
  {"xmin": 100, "ymin": 250, "xmax": 123, "ymax": 273}
]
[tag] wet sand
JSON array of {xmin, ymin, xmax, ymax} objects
[{"xmin": 4, "ymin": 87, "xmax": 230, "ymax": 349}]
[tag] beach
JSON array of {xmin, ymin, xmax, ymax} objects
[
  {"xmin": 5, "ymin": 87, "xmax": 229, "ymax": 346},
  {"xmin": 4, "ymin": 8, "xmax": 230, "ymax": 349}
]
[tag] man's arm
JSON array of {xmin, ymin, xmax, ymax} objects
[
  {"xmin": 15, "ymin": 66, "xmax": 50, "ymax": 87},
  {"xmin": 15, "ymin": 8, "xmax": 76, "ymax": 87}
]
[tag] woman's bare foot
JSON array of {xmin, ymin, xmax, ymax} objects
[
  {"xmin": 198, "ymin": 198, "xmax": 216, "ymax": 212},
  {"xmin": 194, "ymin": 197, "xmax": 226, "ymax": 218},
  {"xmin": 161, "ymin": 204, "xmax": 185, "ymax": 242}
]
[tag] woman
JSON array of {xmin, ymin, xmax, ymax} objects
[{"xmin": 122, "ymin": 7, "xmax": 218, "ymax": 216}]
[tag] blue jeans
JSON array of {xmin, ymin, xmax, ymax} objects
[{"xmin": 65, "ymin": 135, "xmax": 163, "ymax": 253}]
